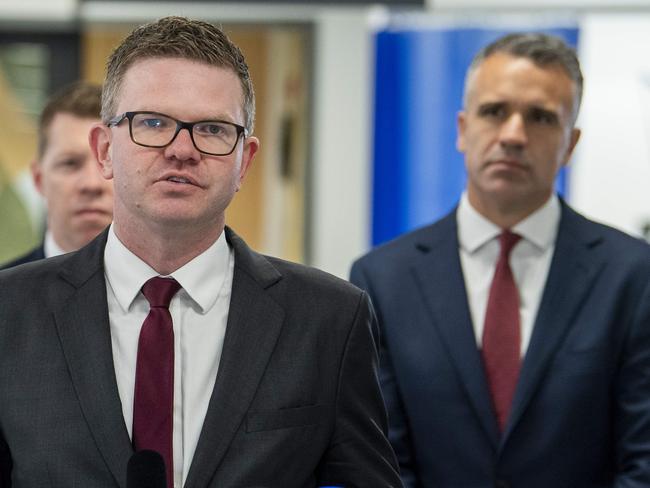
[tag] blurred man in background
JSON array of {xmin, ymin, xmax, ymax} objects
[
  {"xmin": 351, "ymin": 33, "xmax": 650, "ymax": 487},
  {"xmin": 1, "ymin": 81, "xmax": 113, "ymax": 268}
]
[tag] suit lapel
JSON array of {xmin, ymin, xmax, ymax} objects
[
  {"xmin": 412, "ymin": 213, "xmax": 500, "ymax": 447},
  {"xmin": 54, "ymin": 230, "xmax": 133, "ymax": 488},
  {"xmin": 503, "ymin": 204, "xmax": 605, "ymax": 442},
  {"xmin": 184, "ymin": 228, "xmax": 284, "ymax": 488}
]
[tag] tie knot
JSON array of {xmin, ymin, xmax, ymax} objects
[
  {"xmin": 142, "ymin": 277, "xmax": 181, "ymax": 308},
  {"xmin": 499, "ymin": 230, "xmax": 521, "ymax": 258}
]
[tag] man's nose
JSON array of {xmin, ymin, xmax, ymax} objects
[
  {"xmin": 498, "ymin": 112, "xmax": 527, "ymax": 148},
  {"xmin": 164, "ymin": 127, "xmax": 201, "ymax": 162}
]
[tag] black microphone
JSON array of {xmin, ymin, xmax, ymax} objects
[{"xmin": 127, "ymin": 450, "xmax": 167, "ymax": 488}]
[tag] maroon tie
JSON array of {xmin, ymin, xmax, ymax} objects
[
  {"xmin": 482, "ymin": 230, "xmax": 522, "ymax": 432},
  {"xmin": 133, "ymin": 277, "xmax": 180, "ymax": 488}
]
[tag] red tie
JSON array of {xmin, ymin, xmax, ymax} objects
[
  {"xmin": 133, "ymin": 277, "xmax": 180, "ymax": 488},
  {"xmin": 482, "ymin": 230, "xmax": 522, "ymax": 432}
]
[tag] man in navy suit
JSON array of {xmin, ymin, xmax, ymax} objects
[
  {"xmin": 351, "ymin": 33, "xmax": 650, "ymax": 487},
  {"xmin": 2, "ymin": 82, "xmax": 113, "ymax": 268}
]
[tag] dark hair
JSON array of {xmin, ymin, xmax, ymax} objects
[
  {"xmin": 464, "ymin": 33, "xmax": 583, "ymax": 121},
  {"xmin": 101, "ymin": 16, "xmax": 255, "ymax": 134},
  {"xmin": 39, "ymin": 81, "xmax": 102, "ymax": 156}
]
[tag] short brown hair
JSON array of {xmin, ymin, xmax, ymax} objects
[
  {"xmin": 101, "ymin": 16, "xmax": 255, "ymax": 134},
  {"xmin": 464, "ymin": 33, "xmax": 583, "ymax": 122},
  {"xmin": 39, "ymin": 81, "xmax": 102, "ymax": 156}
]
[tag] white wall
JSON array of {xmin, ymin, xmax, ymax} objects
[
  {"xmin": 571, "ymin": 13, "xmax": 650, "ymax": 237},
  {"xmin": 310, "ymin": 8, "xmax": 384, "ymax": 278}
]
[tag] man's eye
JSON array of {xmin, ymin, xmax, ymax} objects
[
  {"xmin": 142, "ymin": 118, "xmax": 165, "ymax": 129},
  {"xmin": 56, "ymin": 159, "xmax": 82, "ymax": 171},
  {"xmin": 479, "ymin": 105, "xmax": 505, "ymax": 118},
  {"xmin": 529, "ymin": 109, "xmax": 557, "ymax": 125},
  {"xmin": 196, "ymin": 123, "xmax": 227, "ymax": 136}
]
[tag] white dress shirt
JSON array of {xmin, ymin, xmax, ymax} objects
[
  {"xmin": 44, "ymin": 230, "xmax": 66, "ymax": 258},
  {"xmin": 104, "ymin": 225, "xmax": 234, "ymax": 488},
  {"xmin": 457, "ymin": 193, "xmax": 560, "ymax": 356}
]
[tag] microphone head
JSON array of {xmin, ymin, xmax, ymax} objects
[{"xmin": 127, "ymin": 450, "xmax": 167, "ymax": 488}]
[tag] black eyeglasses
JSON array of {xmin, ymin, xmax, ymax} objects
[{"xmin": 107, "ymin": 111, "xmax": 247, "ymax": 156}]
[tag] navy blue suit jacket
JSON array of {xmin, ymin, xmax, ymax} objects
[{"xmin": 350, "ymin": 202, "xmax": 650, "ymax": 488}]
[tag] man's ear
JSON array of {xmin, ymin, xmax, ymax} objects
[
  {"xmin": 89, "ymin": 123, "xmax": 114, "ymax": 180},
  {"xmin": 456, "ymin": 111, "xmax": 467, "ymax": 153},
  {"xmin": 235, "ymin": 136, "xmax": 259, "ymax": 192},
  {"xmin": 30, "ymin": 159, "xmax": 44, "ymax": 195},
  {"xmin": 561, "ymin": 127, "xmax": 581, "ymax": 167}
]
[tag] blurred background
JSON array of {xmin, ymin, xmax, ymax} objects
[{"xmin": 1, "ymin": 0, "xmax": 649, "ymax": 277}]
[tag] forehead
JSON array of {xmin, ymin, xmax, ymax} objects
[
  {"xmin": 41, "ymin": 113, "xmax": 97, "ymax": 159},
  {"xmin": 44, "ymin": 113, "xmax": 97, "ymax": 144},
  {"xmin": 467, "ymin": 53, "xmax": 576, "ymax": 111},
  {"xmin": 46, "ymin": 111, "xmax": 97, "ymax": 130},
  {"xmin": 117, "ymin": 57, "xmax": 244, "ymax": 120}
]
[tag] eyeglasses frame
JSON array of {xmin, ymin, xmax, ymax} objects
[{"xmin": 107, "ymin": 110, "xmax": 247, "ymax": 156}]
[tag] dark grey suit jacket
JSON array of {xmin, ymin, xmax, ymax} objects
[{"xmin": 0, "ymin": 227, "xmax": 401, "ymax": 487}]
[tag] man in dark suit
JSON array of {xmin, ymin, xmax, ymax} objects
[
  {"xmin": 0, "ymin": 17, "xmax": 401, "ymax": 488},
  {"xmin": 2, "ymin": 82, "xmax": 113, "ymax": 268},
  {"xmin": 351, "ymin": 33, "xmax": 650, "ymax": 487}
]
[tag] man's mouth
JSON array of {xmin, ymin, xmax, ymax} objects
[
  {"xmin": 488, "ymin": 158, "xmax": 526, "ymax": 169},
  {"xmin": 160, "ymin": 173, "xmax": 201, "ymax": 187},
  {"xmin": 167, "ymin": 176, "xmax": 192, "ymax": 184},
  {"xmin": 76, "ymin": 208, "xmax": 110, "ymax": 217}
]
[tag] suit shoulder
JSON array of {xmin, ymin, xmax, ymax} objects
[
  {"xmin": 0, "ymin": 254, "xmax": 82, "ymax": 332},
  {"xmin": 0, "ymin": 252, "xmax": 75, "ymax": 290},
  {"xmin": 602, "ymin": 224, "xmax": 650, "ymax": 254},
  {"xmin": 600, "ymin": 226, "xmax": 650, "ymax": 270},
  {"xmin": 270, "ymin": 256, "xmax": 363, "ymax": 293},
  {"xmin": 228, "ymin": 226, "xmax": 363, "ymax": 298},
  {"xmin": 259, "ymin": 257, "xmax": 377, "ymax": 346},
  {"xmin": 570, "ymin": 212, "xmax": 650, "ymax": 262},
  {"xmin": 353, "ymin": 216, "xmax": 451, "ymax": 268}
]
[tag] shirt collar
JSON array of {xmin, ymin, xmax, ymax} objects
[
  {"xmin": 512, "ymin": 195, "xmax": 560, "ymax": 250},
  {"xmin": 458, "ymin": 192, "xmax": 560, "ymax": 253},
  {"xmin": 104, "ymin": 224, "xmax": 231, "ymax": 313},
  {"xmin": 44, "ymin": 230, "xmax": 66, "ymax": 259}
]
